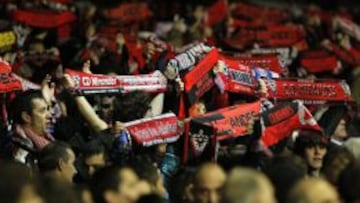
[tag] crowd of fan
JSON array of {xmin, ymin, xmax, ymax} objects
[{"xmin": 0, "ymin": 0, "xmax": 360, "ymax": 203}]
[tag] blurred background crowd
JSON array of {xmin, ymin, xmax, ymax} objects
[{"xmin": 0, "ymin": 0, "xmax": 359, "ymax": 203}]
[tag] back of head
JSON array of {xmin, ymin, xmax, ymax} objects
[
  {"xmin": 90, "ymin": 166, "xmax": 122, "ymax": 203},
  {"xmin": 37, "ymin": 141, "xmax": 71, "ymax": 173},
  {"xmin": 136, "ymin": 194, "xmax": 166, "ymax": 203},
  {"xmin": 223, "ymin": 167, "xmax": 275, "ymax": 203},
  {"xmin": 0, "ymin": 160, "xmax": 39, "ymax": 203},
  {"xmin": 39, "ymin": 176, "xmax": 78, "ymax": 203},
  {"xmin": 128, "ymin": 155, "xmax": 160, "ymax": 191},
  {"xmin": 263, "ymin": 154, "xmax": 308, "ymax": 203},
  {"xmin": 337, "ymin": 162, "xmax": 360, "ymax": 203},
  {"xmin": 288, "ymin": 178, "xmax": 340, "ymax": 203},
  {"xmin": 323, "ymin": 147, "xmax": 355, "ymax": 185},
  {"xmin": 344, "ymin": 137, "xmax": 360, "ymax": 161}
]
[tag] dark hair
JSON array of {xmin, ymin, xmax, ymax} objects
[
  {"xmin": 39, "ymin": 176, "xmax": 78, "ymax": 203},
  {"xmin": 113, "ymin": 91, "xmax": 151, "ymax": 122},
  {"xmin": 136, "ymin": 194, "xmax": 166, "ymax": 203},
  {"xmin": 293, "ymin": 129, "xmax": 329, "ymax": 157},
  {"xmin": 337, "ymin": 162, "xmax": 360, "ymax": 203},
  {"xmin": 0, "ymin": 160, "xmax": 38, "ymax": 203},
  {"xmin": 323, "ymin": 147, "xmax": 355, "ymax": 185},
  {"xmin": 263, "ymin": 154, "xmax": 308, "ymax": 203},
  {"xmin": 80, "ymin": 140, "xmax": 106, "ymax": 159},
  {"xmin": 10, "ymin": 90, "xmax": 44, "ymax": 125},
  {"xmin": 128, "ymin": 155, "xmax": 160, "ymax": 188},
  {"xmin": 90, "ymin": 166, "xmax": 123, "ymax": 203},
  {"xmin": 37, "ymin": 141, "xmax": 72, "ymax": 173}
]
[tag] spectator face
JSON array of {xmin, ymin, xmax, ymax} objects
[
  {"xmin": 100, "ymin": 96, "xmax": 115, "ymax": 123},
  {"xmin": 304, "ymin": 144, "xmax": 327, "ymax": 170},
  {"xmin": 17, "ymin": 184, "xmax": 44, "ymax": 203},
  {"xmin": 61, "ymin": 149, "xmax": 77, "ymax": 183},
  {"xmin": 27, "ymin": 98, "xmax": 51, "ymax": 135},
  {"xmin": 190, "ymin": 101, "xmax": 206, "ymax": 117},
  {"xmin": 28, "ymin": 42, "xmax": 46, "ymax": 66},
  {"xmin": 193, "ymin": 165, "xmax": 226, "ymax": 203},
  {"xmin": 333, "ymin": 119, "xmax": 348, "ymax": 141},
  {"xmin": 85, "ymin": 152, "xmax": 106, "ymax": 176}
]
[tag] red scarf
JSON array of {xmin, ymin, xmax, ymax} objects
[
  {"xmin": 183, "ymin": 49, "xmax": 218, "ymax": 105},
  {"xmin": 66, "ymin": 69, "xmax": 167, "ymax": 95},
  {"xmin": 124, "ymin": 113, "xmax": 179, "ymax": 147},
  {"xmin": 260, "ymin": 101, "xmax": 321, "ymax": 147}
]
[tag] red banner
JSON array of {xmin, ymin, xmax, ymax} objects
[
  {"xmin": 300, "ymin": 49, "xmax": 339, "ymax": 73},
  {"xmin": 192, "ymin": 101, "xmax": 261, "ymax": 141},
  {"xmin": 323, "ymin": 41, "xmax": 360, "ymax": 66},
  {"xmin": 266, "ymin": 79, "xmax": 353, "ymax": 104},
  {"xmin": 103, "ymin": 3, "xmax": 152, "ymax": 23},
  {"xmin": 261, "ymin": 101, "xmax": 321, "ymax": 147},
  {"xmin": 221, "ymin": 54, "xmax": 282, "ymax": 74},
  {"xmin": 232, "ymin": 2, "xmax": 288, "ymax": 24},
  {"xmin": 205, "ymin": 0, "xmax": 228, "ymax": 27},
  {"xmin": 221, "ymin": 59, "xmax": 257, "ymax": 95},
  {"xmin": 12, "ymin": 9, "xmax": 76, "ymax": 28},
  {"xmin": 124, "ymin": 113, "xmax": 179, "ymax": 146},
  {"xmin": 11, "ymin": 74, "xmax": 40, "ymax": 91},
  {"xmin": 0, "ymin": 59, "xmax": 12, "ymax": 74},
  {"xmin": 0, "ymin": 73, "xmax": 22, "ymax": 93},
  {"xmin": 66, "ymin": 69, "xmax": 167, "ymax": 95},
  {"xmin": 183, "ymin": 49, "xmax": 218, "ymax": 104}
]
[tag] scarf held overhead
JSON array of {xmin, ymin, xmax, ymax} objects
[{"xmin": 65, "ymin": 69, "xmax": 167, "ymax": 95}]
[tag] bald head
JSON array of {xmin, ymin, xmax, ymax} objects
[
  {"xmin": 288, "ymin": 178, "xmax": 340, "ymax": 203},
  {"xmin": 223, "ymin": 167, "xmax": 275, "ymax": 203},
  {"xmin": 192, "ymin": 163, "xmax": 226, "ymax": 203}
]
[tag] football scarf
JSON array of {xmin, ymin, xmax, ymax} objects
[
  {"xmin": 0, "ymin": 73, "xmax": 22, "ymax": 93},
  {"xmin": 250, "ymin": 47, "xmax": 295, "ymax": 74},
  {"xmin": 322, "ymin": 41, "xmax": 360, "ymax": 66},
  {"xmin": 183, "ymin": 48, "xmax": 218, "ymax": 105},
  {"xmin": 266, "ymin": 78, "xmax": 353, "ymax": 104},
  {"xmin": 261, "ymin": 101, "xmax": 321, "ymax": 147},
  {"xmin": 183, "ymin": 119, "xmax": 216, "ymax": 163},
  {"xmin": 335, "ymin": 16, "xmax": 360, "ymax": 42},
  {"xmin": 215, "ymin": 57, "xmax": 279, "ymax": 96},
  {"xmin": 193, "ymin": 101, "xmax": 262, "ymax": 140},
  {"xmin": 65, "ymin": 69, "xmax": 167, "ymax": 95},
  {"xmin": 205, "ymin": 0, "xmax": 228, "ymax": 27},
  {"xmin": 11, "ymin": 74, "xmax": 40, "ymax": 91},
  {"xmin": 222, "ymin": 54, "xmax": 283, "ymax": 74},
  {"xmin": 0, "ymin": 59, "xmax": 12, "ymax": 74},
  {"xmin": 168, "ymin": 43, "xmax": 213, "ymax": 74},
  {"xmin": 103, "ymin": 2, "xmax": 152, "ymax": 23},
  {"xmin": 183, "ymin": 101, "xmax": 261, "ymax": 163},
  {"xmin": 216, "ymin": 58, "xmax": 257, "ymax": 95},
  {"xmin": 231, "ymin": 2, "xmax": 288, "ymax": 24},
  {"xmin": 12, "ymin": 9, "xmax": 76, "ymax": 28},
  {"xmin": 299, "ymin": 49, "xmax": 340, "ymax": 73},
  {"xmin": 124, "ymin": 113, "xmax": 179, "ymax": 147}
]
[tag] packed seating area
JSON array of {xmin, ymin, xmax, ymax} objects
[{"xmin": 0, "ymin": 0, "xmax": 359, "ymax": 203}]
